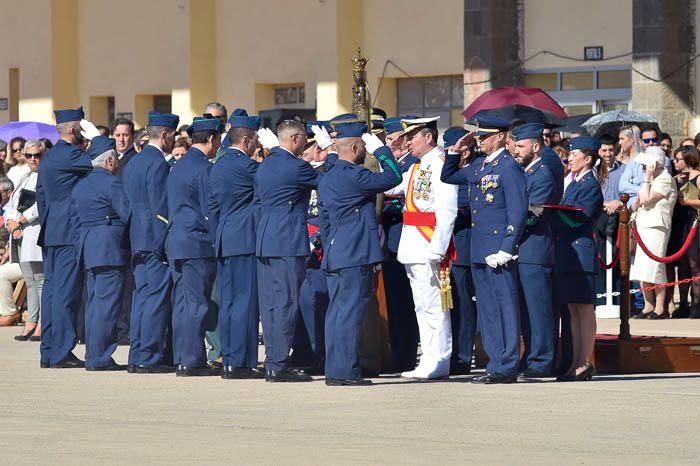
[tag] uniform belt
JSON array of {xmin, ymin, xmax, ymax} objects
[
  {"xmin": 402, "ymin": 211, "xmax": 436, "ymax": 227},
  {"xmin": 81, "ymin": 216, "xmax": 125, "ymax": 227}
]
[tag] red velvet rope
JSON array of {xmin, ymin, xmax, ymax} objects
[
  {"xmin": 631, "ymin": 220, "xmax": 699, "ymax": 264},
  {"xmin": 593, "ymin": 228, "xmax": 621, "ymax": 270}
]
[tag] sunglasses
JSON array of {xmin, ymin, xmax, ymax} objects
[
  {"xmin": 203, "ymin": 112, "xmax": 226, "ymax": 121},
  {"xmin": 25, "ymin": 152, "xmax": 42, "ymax": 159},
  {"xmin": 642, "ymin": 137, "xmax": 658, "ymax": 144}
]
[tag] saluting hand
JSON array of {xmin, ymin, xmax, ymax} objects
[
  {"xmin": 257, "ymin": 128, "xmax": 280, "ymax": 150},
  {"xmin": 80, "ymin": 119, "xmax": 101, "ymax": 141},
  {"xmin": 450, "ymin": 133, "xmax": 476, "ymax": 154},
  {"xmin": 311, "ymin": 125, "xmax": 333, "ymax": 150},
  {"xmin": 361, "ymin": 133, "xmax": 384, "ymax": 155}
]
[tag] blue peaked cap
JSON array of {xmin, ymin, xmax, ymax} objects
[
  {"xmin": 511, "ymin": 123, "xmax": 545, "ymax": 142},
  {"xmin": 470, "ymin": 114, "xmax": 511, "ymax": 137},
  {"xmin": 228, "ymin": 108, "xmax": 261, "ymax": 130},
  {"xmin": 87, "ymin": 135, "xmax": 116, "ymax": 160},
  {"xmin": 569, "ymin": 136, "xmax": 601, "ymax": 151},
  {"xmin": 148, "ymin": 111, "xmax": 180, "ymax": 129},
  {"xmin": 443, "ymin": 127, "xmax": 468, "ymax": 148},
  {"xmin": 54, "ymin": 106, "xmax": 84, "ymax": 124},
  {"xmin": 189, "ymin": 116, "xmax": 225, "ymax": 133},
  {"xmin": 334, "ymin": 122, "xmax": 367, "ymax": 139}
]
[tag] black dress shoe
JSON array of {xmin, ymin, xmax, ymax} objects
[
  {"xmin": 222, "ymin": 366, "xmax": 265, "ymax": 379},
  {"xmin": 175, "ymin": 365, "xmax": 222, "ymax": 377},
  {"xmin": 127, "ymin": 365, "xmax": 137, "ymax": 374},
  {"xmin": 689, "ymin": 308, "xmax": 700, "ymax": 319},
  {"xmin": 672, "ymin": 304, "xmax": 691, "ymax": 319},
  {"xmin": 300, "ymin": 360, "xmax": 325, "ymax": 376},
  {"xmin": 450, "ymin": 361, "xmax": 472, "ymax": 376},
  {"xmin": 86, "ymin": 362, "xmax": 127, "ymax": 371},
  {"xmin": 517, "ymin": 369, "xmax": 549, "ymax": 381},
  {"xmin": 648, "ymin": 311, "xmax": 669, "ymax": 320},
  {"xmin": 51, "ymin": 354, "xmax": 85, "ymax": 369},
  {"xmin": 633, "ymin": 311, "xmax": 652, "ymax": 319},
  {"xmin": 325, "ymin": 378, "xmax": 373, "ymax": 386},
  {"xmin": 135, "ymin": 364, "xmax": 177, "ymax": 374},
  {"xmin": 471, "ymin": 373, "xmax": 517, "ymax": 384},
  {"xmin": 14, "ymin": 326, "xmax": 36, "ymax": 341},
  {"xmin": 266, "ymin": 369, "xmax": 313, "ymax": 382},
  {"xmin": 574, "ymin": 365, "xmax": 595, "ymax": 381}
]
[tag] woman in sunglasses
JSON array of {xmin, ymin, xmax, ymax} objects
[{"xmin": 5, "ymin": 140, "xmax": 45, "ymax": 341}]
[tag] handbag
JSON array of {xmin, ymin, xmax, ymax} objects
[{"xmin": 16, "ymin": 189, "xmax": 36, "ymax": 213}]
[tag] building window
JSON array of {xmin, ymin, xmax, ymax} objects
[
  {"xmin": 525, "ymin": 73, "xmax": 557, "ymax": 91},
  {"xmin": 153, "ymin": 95, "xmax": 172, "ymax": 114},
  {"xmin": 397, "ymin": 75, "xmax": 463, "ymax": 129},
  {"xmin": 598, "ymin": 70, "xmax": 631, "ymax": 89},
  {"xmin": 274, "ymin": 85, "xmax": 305, "ymax": 106},
  {"xmin": 561, "ymin": 71, "xmax": 593, "ymax": 91}
]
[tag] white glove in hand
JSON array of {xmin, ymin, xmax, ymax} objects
[
  {"xmin": 257, "ymin": 128, "xmax": 279, "ymax": 150},
  {"xmin": 426, "ymin": 250, "xmax": 444, "ymax": 264},
  {"xmin": 310, "ymin": 242, "xmax": 316, "ymax": 253},
  {"xmin": 311, "ymin": 125, "xmax": 333, "ymax": 150},
  {"xmin": 485, "ymin": 254, "xmax": 498, "ymax": 269},
  {"xmin": 80, "ymin": 119, "xmax": 101, "ymax": 141},
  {"xmin": 528, "ymin": 206, "xmax": 544, "ymax": 217},
  {"xmin": 361, "ymin": 133, "xmax": 384, "ymax": 155},
  {"xmin": 495, "ymin": 250, "xmax": 517, "ymax": 266}
]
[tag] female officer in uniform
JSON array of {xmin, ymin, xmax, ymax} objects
[{"xmin": 554, "ymin": 136, "xmax": 605, "ymax": 381}]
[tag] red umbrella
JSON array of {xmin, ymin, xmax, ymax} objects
[{"xmin": 463, "ymin": 86, "xmax": 567, "ymax": 121}]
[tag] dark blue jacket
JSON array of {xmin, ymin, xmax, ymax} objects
[
  {"xmin": 254, "ymin": 147, "xmax": 321, "ymax": 257},
  {"xmin": 118, "ymin": 146, "xmax": 138, "ymax": 170},
  {"xmin": 519, "ymin": 159, "xmax": 556, "ymax": 265},
  {"xmin": 318, "ymin": 147, "xmax": 402, "ymax": 271},
  {"xmin": 453, "ymin": 183, "xmax": 472, "ymax": 266},
  {"xmin": 165, "ymin": 147, "xmax": 214, "ymax": 260},
  {"xmin": 36, "ymin": 139, "xmax": 93, "ymax": 247},
  {"xmin": 541, "ymin": 145, "xmax": 565, "ymax": 202},
  {"xmin": 553, "ymin": 170, "xmax": 604, "ymax": 273},
  {"xmin": 120, "ymin": 144, "xmax": 170, "ymax": 253},
  {"xmin": 441, "ymin": 148, "xmax": 528, "ymax": 264},
  {"xmin": 208, "ymin": 147, "xmax": 258, "ymax": 257},
  {"xmin": 72, "ymin": 168, "xmax": 130, "ymax": 269},
  {"xmin": 381, "ymin": 152, "xmax": 417, "ymax": 254}
]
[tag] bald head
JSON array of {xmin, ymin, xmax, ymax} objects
[{"xmin": 336, "ymin": 137, "xmax": 366, "ymax": 165}]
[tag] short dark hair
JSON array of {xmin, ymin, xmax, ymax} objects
[
  {"xmin": 659, "ymin": 132, "xmax": 672, "ymax": 144},
  {"xmin": 694, "ymin": 131, "xmax": 700, "ymax": 148},
  {"xmin": 641, "ymin": 126, "xmax": 658, "ymax": 137},
  {"xmin": 675, "ymin": 145, "xmax": 699, "ymax": 169},
  {"xmin": 147, "ymin": 125, "xmax": 172, "ymax": 139},
  {"xmin": 598, "ymin": 135, "xmax": 616, "ymax": 146},
  {"xmin": 228, "ymin": 127, "xmax": 256, "ymax": 145},
  {"xmin": 110, "ymin": 118, "xmax": 135, "ymax": 136},
  {"xmin": 191, "ymin": 129, "xmax": 219, "ymax": 145}
]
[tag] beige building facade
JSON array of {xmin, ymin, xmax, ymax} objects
[{"xmin": 0, "ymin": 0, "xmax": 699, "ymax": 139}]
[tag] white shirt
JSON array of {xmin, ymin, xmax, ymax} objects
[
  {"xmin": 7, "ymin": 164, "xmax": 30, "ymax": 190},
  {"xmin": 484, "ymin": 147, "xmax": 505, "ymax": 164}
]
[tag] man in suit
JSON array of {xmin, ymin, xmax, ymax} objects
[
  {"xmin": 511, "ymin": 123, "xmax": 558, "ymax": 379},
  {"xmin": 166, "ymin": 117, "xmax": 223, "ymax": 377},
  {"xmin": 72, "ymin": 136, "xmax": 130, "ymax": 371},
  {"xmin": 120, "ymin": 111, "xmax": 179, "ymax": 374},
  {"xmin": 317, "ymin": 122, "xmax": 402, "ymax": 386},
  {"xmin": 442, "ymin": 116, "xmax": 528, "ymax": 384},
  {"xmin": 255, "ymin": 118, "xmax": 321, "ymax": 382},
  {"xmin": 208, "ymin": 109, "xmax": 265, "ymax": 380},
  {"xmin": 36, "ymin": 106, "xmax": 96, "ymax": 368}
]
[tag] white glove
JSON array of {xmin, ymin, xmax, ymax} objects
[
  {"xmin": 257, "ymin": 128, "xmax": 279, "ymax": 150},
  {"xmin": 361, "ymin": 133, "xmax": 384, "ymax": 155},
  {"xmin": 528, "ymin": 205, "xmax": 544, "ymax": 217},
  {"xmin": 426, "ymin": 250, "xmax": 444, "ymax": 264},
  {"xmin": 80, "ymin": 119, "xmax": 101, "ymax": 141},
  {"xmin": 311, "ymin": 125, "xmax": 333, "ymax": 150},
  {"xmin": 310, "ymin": 242, "xmax": 316, "ymax": 253},
  {"xmin": 485, "ymin": 254, "xmax": 499, "ymax": 269},
  {"xmin": 494, "ymin": 250, "xmax": 517, "ymax": 266}
]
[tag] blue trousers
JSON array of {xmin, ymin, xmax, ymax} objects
[
  {"xmin": 299, "ymin": 265, "xmax": 329, "ymax": 361},
  {"xmin": 218, "ymin": 255, "xmax": 258, "ymax": 368},
  {"xmin": 170, "ymin": 258, "xmax": 216, "ymax": 367},
  {"xmin": 471, "ymin": 263, "xmax": 521, "ymax": 377},
  {"xmin": 40, "ymin": 245, "xmax": 84, "ymax": 365},
  {"xmin": 450, "ymin": 265, "xmax": 477, "ymax": 367},
  {"xmin": 518, "ymin": 263, "xmax": 555, "ymax": 374},
  {"xmin": 383, "ymin": 255, "xmax": 418, "ymax": 372},
  {"xmin": 325, "ymin": 265, "xmax": 373, "ymax": 380},
  {"xmin": 257, "ymin": 256, "xmax": 305, "ymax": 371},
  {"xmin": 85, "ymin": 266, "xmax": 126, "ymax": 367},
  {"xmin": 129, "ymin": 252, "xmax": 172, "ymax": 366}
]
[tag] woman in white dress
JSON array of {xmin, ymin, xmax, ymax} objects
[
  {"xmin": 5, "ymin": 140, "xmax": 44, "ymax": 340},
  {"xmin": 631, "ymin": 146, "xmax": 677, "ymax": 319}
]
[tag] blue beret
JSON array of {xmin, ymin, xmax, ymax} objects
[
  {"xmin": 148, "ymin": 111, "xmax": 180, "ymax": 129},
  {"xmin": 228, "ymin": 108, "xmax": 261, "ymax": 130},
  {"xmin": 469, "ymin": 115, "xmax": 511, "ymax": 137},
  {"xmin": 189, "ymin": 116, "xmax": 225, "ymax": 133},
  {"xmin": 569, "ymin": 136, "xmax": 601, "ymax": 151},
  {"xmin": 334, "ymin": 122, "xmax": 367, "ymax": 139},
  {"xmin": 54, "ymin": 106, "xmax": 84, "ymax": 124},
  {"xmin": 87, "ymin": 135, "xmax": 116, "ymax": 160},
  {"xmin": 443, "ymin": 127, "xmax": 468, "ymax": 148},
  {"xmin": 511, "ymin": 123, "xmax": 545, "ymax": 142}
]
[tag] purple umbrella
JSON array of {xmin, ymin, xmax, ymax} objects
[{"xmin": 0, "ymin": 121, "xmax": 59, "ymax": 144}]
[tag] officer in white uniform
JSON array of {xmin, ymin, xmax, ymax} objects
[{"xmin": 385, "ymin": 117, "xmax": 458, "ymax": 379}]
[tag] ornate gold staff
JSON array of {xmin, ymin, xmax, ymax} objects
[{"xmin": 351, "ymin": 47, "xmax": 372, "ymax": 130}]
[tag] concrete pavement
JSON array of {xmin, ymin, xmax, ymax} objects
[{"xmin": 1, "ymin": 323, "xmax": 699, "ymax": 465}]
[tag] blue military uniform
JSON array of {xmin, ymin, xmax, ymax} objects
[
  {"xmin": 254, "ymin": 131, "xmax": 322, "ymax": 377},
  {"xmin": 120, "ymin": 111, "xmax": 179, "ymax": 370},
  {"xmin": 441, "ymin": 116, "xmax": 528, "ymax": 382},
  {"xmin": 511, "ymin": 123, "xmax": 558, "ymax": 377},
  {"xmin": 208, "ymin": 109, "xmax": 262, "ymax": 377},
  {"xmin": 317, "ymin": 122, "xmax": 402, "ymax": 383},
  {"xmin": 72, "ymin": 136, "xmax": 130, "ymax": 369},
  {"xmin": 380, "ymin": 116, "xmax": 419, "ymax": 372},
  {"xmin": 36, "ymin": 106, "xmax": 93, "ymax": 368},
  {"xmin": 166, "ymin": 117, "xmax": 223, "ymax": 374}
]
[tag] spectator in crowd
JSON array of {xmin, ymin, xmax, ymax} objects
[
  {"xmin": 177, "ymin": 125, "xmax": 190, "ymax": 141},
  {"xmin": 6, "ymin": 137, "xmax": 28, "ymax": 188},
  {"xmin": 5, "ymin": 140, "xmax": 44, "ymax": 340},
  {"xmin": 680, "ymin": 137, "xmax": 695, "ymax": 147},
  {"xmin": 640, "ymin": 126, "xmax": 659, "ymax": 151},
  {"xmin": 0, "ymin": 177, "xmax": 23, "ymax": 327},
  {"xmin": 551, "ymin": 131, "xmax": 561, "ymax": 146},
  {"xmin": 659, "ymin": 133, "xmax": 673, "ymax": 159},
  {"xmin": 618, "ymin": 125, "xmax": 645, "ymax": 207},
  {"xmin": 39, "ymin": 138, "xmax": 53, "ymax": 151},
  {"xmin": 4, "ymin": 137, "xmax": 25, "ymax": 172},
  {"xmin": 542, "ymin": 127, "xmax": 552, "ymax": 147},
  {"xmin": 133, "ymin": 129, "xmax": 149, "ymax": 152},
  {"xmin": 669, "ymin": 146, "xmax": 700, "ymax": 319},
  {"xmin": 0, "ymin": 140, "xmax": 7, "ymax": 177},
  {"xmin": 111, "ymin": 118, "xmax": 136, "ymax": 167},
  {"xmin": 95, "ymin": 125, "xmax": 109, "ymax": 137},
  {"xmin": 171, "ymin": 138, "xmax": 189, "ymax": 161},
  {"xmin": 694, "ymin": 131, "xmax": 700, "ymax": 152},
  {"xmin": 630, "ymin": 147, "xmax": 677, "ymax": 319}
]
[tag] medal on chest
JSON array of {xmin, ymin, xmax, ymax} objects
[
  {"xmin": 413, "ymin": 166, "xmax": 432, "ymax": 201},
  {"xmin": 308, "ymin": 190, "xmax": 319, "ymax": 217},
  {"xmin": 479, "ymin": 174, "xmax": 500, "ymax": 193}
]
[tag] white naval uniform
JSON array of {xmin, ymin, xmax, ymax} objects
[{"xmin": 385, "ymin": 146, "xmax": 458, "ymax": 377}]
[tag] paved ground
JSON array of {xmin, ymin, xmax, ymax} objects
[{"xmin": 1, "ymin": 320, "xmax": 700, "ymax": 465}]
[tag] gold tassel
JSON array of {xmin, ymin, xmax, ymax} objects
[{"xmin": 439, "ymin": 266, "xmax": 453, "ymax": 312}]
